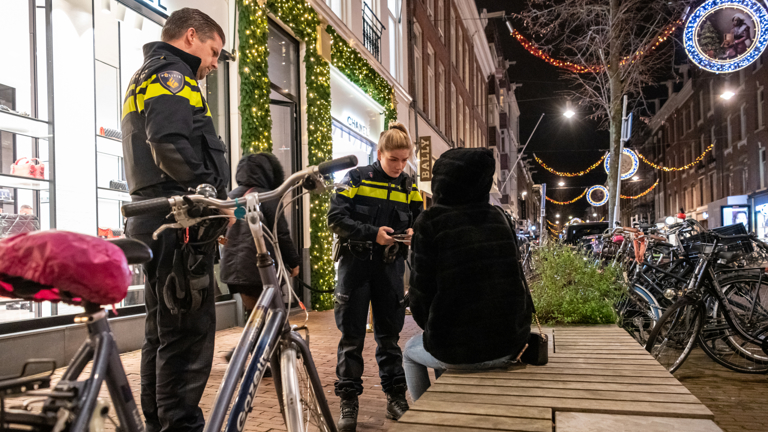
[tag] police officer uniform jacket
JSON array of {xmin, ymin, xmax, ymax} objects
[
  {"xmin": 121, "ymin": 42, "xmax": 229, "ymax": 200},
  {"xmin": 328, "ymin": 161, "xmax": 423, "ymax": 246}
]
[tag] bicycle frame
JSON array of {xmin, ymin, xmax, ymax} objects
[{"xmin": 204, "ymin": 185, "xmax": 335, "ymax": 432}]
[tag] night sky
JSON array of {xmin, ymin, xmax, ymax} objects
[{"xmin": 476, "ymin": 0, "xmax": 620, "ymax": 225}]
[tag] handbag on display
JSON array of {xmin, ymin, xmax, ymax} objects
[
  {"xmin": 0, "ymin": 189, "xmax": 11, "ymax": 202},
  {"xmin": 109, "ymin": 180, "xmax": 128, "ymax": 191},
  {"xmin": 10, "ymin": 157, "xmax": 45, "ymax": 179}
]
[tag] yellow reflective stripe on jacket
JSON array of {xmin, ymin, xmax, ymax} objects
[
  {"xmin": 338, "ymin": 187, "xmax": 358, "ymax": 199},
  {"xmin": 361, "ymin": 179, "xmax": 389, "ymax": 187},
  {"xmin": 409, "ymin": 189, "xmax": 423, "ymax": 202},
  {"xmin": 357, "ymin": 186, "xmax": 388, "ymax": 200},
  {"xmin": 122, "ymin": 74, "xmax": 204, "ymax": 119},
  {"xmin": 390, "ymin": 191, "xmax": 408, "ymax": 203}
]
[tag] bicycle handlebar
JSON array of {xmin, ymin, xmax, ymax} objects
[
  {"xmin": 121, "ymin": 155, "xmax": 359, "ymax": 217},
  {"xmin": 122, "ymin": 197, "xmax": 172, "ymax": 218}
]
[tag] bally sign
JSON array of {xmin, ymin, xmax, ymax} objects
[{"xmin": 419, "ymin": 136, "xmax": 432, "ymax": 181}]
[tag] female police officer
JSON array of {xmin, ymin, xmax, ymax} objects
[{"xmin": 327, "ymin": 122, "xmax": 423, "ymax": 430}]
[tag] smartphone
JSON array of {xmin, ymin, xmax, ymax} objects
[{"xmin": 392, "ymin": 234, "xmax": 411, "ymax": 242}]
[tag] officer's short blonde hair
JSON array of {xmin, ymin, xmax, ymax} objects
[{"xmin": 378, "ymin": 122, "xmax": 413, "ymax": 154}]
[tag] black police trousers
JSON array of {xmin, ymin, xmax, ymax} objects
[
  {"xmin": 334, "ymin": 251, "xmax": 406, "ymax": 396},
  {"xmin": 127, "ymin": 216, "xmax": 216, "ymax": 432}
]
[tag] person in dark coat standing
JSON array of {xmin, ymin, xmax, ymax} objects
[
  {"xmin": 405, "ymin": 147, "xmax": 532, "ymax": 400},
  {"xmin": 220, "ymin": 152, "xmax": 301, "ymax": 314}
]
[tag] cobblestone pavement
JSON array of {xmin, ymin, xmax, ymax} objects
[
  {"xmin": 674, "ymin": 348, "xmax": 768, "ymax": 432},
  {"xmin": 11, "ymin": 310, "xmax": 420, "ymax": 432}
]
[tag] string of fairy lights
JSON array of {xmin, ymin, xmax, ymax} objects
[
  {"xmin": 546, "ymin": 180, "xmax": 661, "ymax": 205},
  {"xmin": 535, "ymin": 154, "xmax": 606, "ymax": 177},
  {"xmin": 237, "ymin": 0, "xmax": 396, "ymax": 310},
  {"xmin": 512, "ymin": 20, "xmax": 681, "ymax": 74},
  {"xmin": 621, "ymin": 180, "xmax": 659, "ymax": 199},
  {"xmin": 636, "ymin": 144, "xmax": 714, "ymax": 172}
]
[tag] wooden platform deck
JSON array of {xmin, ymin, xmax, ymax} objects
[{"xmin": 391, "ymin": 326, "xmax": 721, "ymax": 431}]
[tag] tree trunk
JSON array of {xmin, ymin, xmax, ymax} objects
[{"xmin": 607, "ymin": 0, "xmax": 623, "ymax": 228}]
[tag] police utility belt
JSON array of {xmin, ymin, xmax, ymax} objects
[{"xmin": 333, "ymin": 236, "xmax": 407, "ymax": 264}]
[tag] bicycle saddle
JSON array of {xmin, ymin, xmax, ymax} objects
[
  {"xmin": 107, "ymin": 238, "xmax": 153, "ymax": 265},
  {"xmin": 0, "ymin": 231, "xmax": 135, "ymax": 305}
]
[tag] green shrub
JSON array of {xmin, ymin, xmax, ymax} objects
[{"xmin": 529, "ymin": 242, "xmax": 624, "ymax": 325}]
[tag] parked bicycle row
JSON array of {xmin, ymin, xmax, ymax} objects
[{"xmin": 566, "ymin": 219, "xmax": 768, "ymax": 374}]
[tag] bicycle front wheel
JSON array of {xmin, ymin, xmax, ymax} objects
[
  {"xmin": 699, "ymin": 275, "xmax": 768, "ymax": 373},
  {"xmin": 280, "ymin": 341, "xmax": 336, "ymax": 432},
  {"xmin": 645, "ymin": 296, "xmax": 704, "ymax": 373}
]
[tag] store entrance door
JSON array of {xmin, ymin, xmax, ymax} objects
[{"xmin": 269, "ymin": 89, "xmax": 303, "ymax": 303}]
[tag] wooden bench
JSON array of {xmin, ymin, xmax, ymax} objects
[{"xmin": 390, "ymin": 326, "xmax": 721, "ymax": 432}]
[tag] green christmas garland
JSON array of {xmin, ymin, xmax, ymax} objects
[
  {"xmin": 327, "ymin": 26, "xmax": 397, "ymax": 125},
  {"xmin": 238, "ymin": 0, "xmax": 397, "ymax": 310}
]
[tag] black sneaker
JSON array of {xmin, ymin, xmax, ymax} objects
[{"xmin": 385, "ymin": 384, "xmax": 409, "ymax": 421}]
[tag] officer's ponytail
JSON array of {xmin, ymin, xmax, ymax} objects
[{"xmin": 378, "ymin": 121, "xmax": 413, "ymax": 155}]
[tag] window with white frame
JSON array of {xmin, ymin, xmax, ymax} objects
[
  {"xmin": 740, "ymin": 69, "xmax": 746, "ymax": 87},
  {"xmin": 690, "ymin": 102, "xmax": 695, "ymax": 131},
  {"xmin": 711, "ymin": 125, "xmax": 716, "ymax": 150},
  {"xmin": 761, "ymin": 146, "xmax": 766, "ymax": 189},
  {"xmin": 427, "ymin": 44, "xmax": 434, "ymax": 121},
  {"xmin": 464, "ymin": 43, "xmax": 469, "ymax": 84},
  {"xmin": 700, "ymin": 134, "xmax": 706, "ymax": 156},
  {"xmin": 437, "ymin": 0, "xmax": 444, "ymax": 41},
  {"xmin": 458, "ymin": 96, "xmax": 464, "ymax": 145},
  {"xmin": 727, "ymin": 115, "xmax": 733, "ymax": 146},
  {"xmin": 464, "ymin": 105, "xmax": 470, "ymax": 147},
  {"xmin": 450, "ymin": 8, "xmax": 455, "ymax": 65},
  {"xmin": 743, "ymin": 167, "xmax": 748, "ymax": 194},
  {"xmin": 758, "ymin": 84, "xmax": 765, "ymax": 130},
  {"xmin": 691, "ymin": 143, "xmax": 697, "ymax": 165},
  {"xmin": 414, "ymin": 24, "xmax": 423, "ymax": 110},
  {"xmin": 451, "ymin": 83, "xmax": 457, "ymax": 142},
  {"xmin": 755, "ymin": 55, "xmax": 763, "ymax": 71},
  {"xmin": 710, "ymin": 173, "xmax": 716, "ymax": 201},
  {"xmin": 740, "ymin": 104, "xmax": 747, "ymax": 142},
  {"xmin": 438, "ymin": 64, "xmax": 445, "ymax": 132},
  {"xmin": 427, "ymin": 0, "xmax": 434, "ymax": 19},
  {"xmin": 457, "ymin": 27, "xmax": 463, "ymax": 78},
  {"xmin": 699, "ymin": 91, "xmax": 705, "ymax": 121}
]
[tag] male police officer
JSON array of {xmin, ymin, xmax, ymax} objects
[
  {"xmin": 328, "ymin": 124, "xmax": 422, "ymax": 430},
  {"xmin": 121, "ymin": 8, "xmax": 229, "ymax": 432}
]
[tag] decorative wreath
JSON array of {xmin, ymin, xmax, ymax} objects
[
  {"xmin": 604, "ymin": 148, "xmax": 640, "ymax": 180},
  {"xmin": 587, "ymin": 185, "xmax": 610, "ymax": 206}
]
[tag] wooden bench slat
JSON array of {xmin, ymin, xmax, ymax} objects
[
  {"xmin": 539, "ymin": 362, "xmax": 668, "ymax": 371},
  {"xmin": 430, "ymin": 383, "xmax": 702, "ymax": 404},
  {"xmin": 442, "ymin": 371, "xmax": 681, "ymax": 386},
  {"xmin": 555, "ymin": 412, "xmax": 724, "ymax": 432},
  {"xmin": 389, "ymin": 424, "xmax": 533, "ymax": 432},
  {"xmin": 410, "ymin": 400, "xmax": 552, "ymax": 419},
  {"xmin": 436, "ymin": 376, "xmax": 691, "ymax": 394},
  {"xmin": 502, "ymin": 367, "xmax": 672, "ymax": 378},
  {"xmin": 549, "ymin": 353, "xmax": 654, "ymax": 360},
  {"xmin": 554, "ymin": 349, "xmax": 651, "ymax": 355},
  {"xmin": 421, "ymin": 392, "xmax": 714, "ymax": 419},
  {"xmin": 397, "ymin": 411, "xmax": 553, "ymax": 432},
  {"xmin": 547, "ymin": 357, "xmax": 659, "ymax": 365}
]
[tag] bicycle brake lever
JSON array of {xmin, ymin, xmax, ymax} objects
[{"xmin": 153, "ymin": 223, "xmax": 183, "ymax": 240}]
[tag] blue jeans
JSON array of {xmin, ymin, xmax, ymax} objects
[{"xmin": 402, "ymin": 333, "xmax": 517, "ymax": 401}]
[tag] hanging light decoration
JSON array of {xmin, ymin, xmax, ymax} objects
[
  {"xmin": 604, "ymin": 148, "xmax": 640, "ymax": 180},
  {"xmin": 587, "ymin": 185, "xmax": 609, "ymax": 206},
  {"xmin": 621, "ymin": 180, "xmax": 660, "ymax": 199},
  {"xmin": 535, "ymin": 154, "xmax": 606, "ymax": 177},
  {"xmin": 546, "ymin": 188, "xmax": 588, "ymax": 205},
  {"xmin": 636, "ymin": 144, "xmax": 713, "ymax": 171}
]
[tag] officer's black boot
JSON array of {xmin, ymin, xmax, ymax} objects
[
  {"xmin": 338, "ymin": 389, "xmax": 359, "ymax": 431},
  {"xmin": 385, "ymin": 383, "xmax": 409, "ymax": 421}
]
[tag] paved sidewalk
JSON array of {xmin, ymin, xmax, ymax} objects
[
  {"xmin": 112, "ymin": 310, "xmax": 421, "ymax": 431},
  {"xmin": 674, "ymin": 348, "xmax": 768, "ymax": 432}
]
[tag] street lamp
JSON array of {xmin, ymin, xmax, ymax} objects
[
  {"xmin": 555, "ymin": 213, "xmax": 560, "ymax": 217},
  {"xmin": 558, "ymin": 181, "xmax": 565, "ymax": 186},
  {"xmin": 563, "ymin": 100, "xmax": 575, "ymax": 118},
  {"xmin": 593, "ymin": 213, "xmax": 597, "ymax": 217},
  {"xmin": 721, "ymin": 90, "xmax": 735, "ymax": 100},
  {"xmin": 632, "ymin": 176, "xmax": 639, "ymax": 181}
]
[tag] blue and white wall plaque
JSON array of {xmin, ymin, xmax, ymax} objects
[{"xmin": 684, "ymin": 0, "xmax": 768, "ymax": 72}]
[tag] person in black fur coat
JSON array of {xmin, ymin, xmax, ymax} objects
[{"xmin": 404, "ymin": 147, "xmax": 531, "ymax": 400}]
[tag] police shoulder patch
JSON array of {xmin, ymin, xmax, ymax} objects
[{"xmin": 157, "ymin": 71, "xmax": 185, "ymax": 94}]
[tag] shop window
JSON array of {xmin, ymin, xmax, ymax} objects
[
  {"xmin": 758, "ymin": 85, "xmax": 765, "ymax": 130},
  {"xmin": 427, "ymin": 45, "xmax": 434, "ymax": 121},
  {"xmin": 414, "ymin": 24, "xmax": 423, "ymax": 110},
  {"xmin": 761, "ymin": 147, "xmax": 767, "ymax": 190}
]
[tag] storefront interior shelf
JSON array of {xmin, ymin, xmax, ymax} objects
[
  {"xmin": 96, "ymin": 135, "xmax": 123, "ymax": 158},
  {"xmin": 0, "ymin": 174, "xmax": 50, "ymax": 191},
  {"xmin": 0, "ymin": 111, "xmax": 50, "ymax": 139},
  {"xmin": 97, "ymin": 187, "xmax": 131, "ymax": 202}
]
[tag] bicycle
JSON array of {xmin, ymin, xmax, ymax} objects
[
  {"xmin": 645, "ymin": 230, "xmax": 768, "ymax": 373},
  {"xmin": 0, "ymin": 155, "xmax": 358, "ymax": 431}
]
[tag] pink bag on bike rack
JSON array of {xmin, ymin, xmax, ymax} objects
[{"xmin": 0, "ymin": 231, "xmax": 131, "ymax": 304}]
